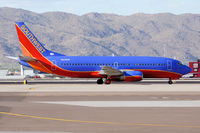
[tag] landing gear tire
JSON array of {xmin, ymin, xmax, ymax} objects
[
  {"xmin": 105, "ymin": 78, "xmax": 111, "ymax": 84},
  {"xmin": 97, "ymin": 78, "xmax": 103, "ymax": 84},
  {"xmin": 168, "ymin": 80, "xmax": 173, "ymax": 85}
]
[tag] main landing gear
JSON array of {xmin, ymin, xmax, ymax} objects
[
  {"xmin": 97, "ymin": 78, "xmax": 103, "ymax": 84},
  {"xmin": 168, "ymin": 78, "xmax": 173, "ymax": 85},
  {"xmin": 97, "ymin": 78, "xmax": 111, "ymax": 84},
  {"xmin": 105, "ymin": 78, "xmax": 111, "ymax": 84}
]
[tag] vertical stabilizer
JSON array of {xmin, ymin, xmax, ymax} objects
[{"xmin": 15, "ymin": 22, "xmax": 49, "ymax": 58}]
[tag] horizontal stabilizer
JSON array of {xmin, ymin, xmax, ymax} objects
[
  {"xmin": 6, "ymin": 56, "xmax": 18, "ymax": 60},
  {"xmin": 19, "ymin": 55, "xmax": 38, "ymax": 62}
]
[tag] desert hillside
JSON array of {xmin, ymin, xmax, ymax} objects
[{"xmin": 0, "ymin": 7, "xmax": 200, "ymax": 69}]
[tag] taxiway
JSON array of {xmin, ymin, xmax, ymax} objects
[{"xmin": 0, "ymin": 80, "xmax": 200, "ymax": 133}]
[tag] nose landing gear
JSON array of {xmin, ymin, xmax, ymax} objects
[{"xmin": 168, "ymin": 78, "xmax": 173, "ymax": 84}]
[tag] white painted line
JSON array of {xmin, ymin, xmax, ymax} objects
[{"xmin": 34, "ymin": 101, "xmax": 200, "ymax": 107}]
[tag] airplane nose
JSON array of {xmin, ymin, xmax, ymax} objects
[
  {"xmin": 188, "ymin": 66, "xmax": 192, "ymax": 73},
  {"xmin": 185, "ymin": 65, "xmax": 192, "ymax": 74}
]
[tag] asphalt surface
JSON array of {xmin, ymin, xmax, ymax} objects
[{"xmin": 0, "ymin": 81, "xmax": 200, "ymax": 133}]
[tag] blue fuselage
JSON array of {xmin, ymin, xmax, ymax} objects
[{"xmin": 35, "ymin": 55, "xmax": 191, "ymax": 79}]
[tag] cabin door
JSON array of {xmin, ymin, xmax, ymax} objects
[
  {"xmin": 114, "ymin": 62, "xmax": 119, "ymax": 69},
  {"xmin": 167, "ymin": 60, "xmax": 172, "ymax": 70}
]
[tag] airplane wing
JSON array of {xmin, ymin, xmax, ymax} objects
[
  {"xmin": 19, "ymin": 55, "xmax": 38, "ymax": 62},
  {"xmin": 98, "ymin": 66, "xmax": 123, "ymax": 76}
]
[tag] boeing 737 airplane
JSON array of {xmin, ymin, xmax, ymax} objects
[{"xmin": 14, "ymin": 22, "xmax": 191, "ymax": 84}]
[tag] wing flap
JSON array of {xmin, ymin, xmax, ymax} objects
[
  {"xmin": 6, "ymin": 56, "xmax": 19, "ymax": 60},
  {"xmin": 99, "ymin": 66, "xmax": 123, "ymax": 76}
]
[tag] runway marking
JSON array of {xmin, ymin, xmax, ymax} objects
[
  {"xmin": 35, "ymin": 101, "xmax": 200, "ymax": 107},
  {"xmin": 0, "ymin": 112, "xmax": 200, "ymax": 129}
]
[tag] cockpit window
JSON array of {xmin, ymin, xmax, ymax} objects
[{"xmin": 177, "ymin": 62, "xmax": 183, "ymax": 65}]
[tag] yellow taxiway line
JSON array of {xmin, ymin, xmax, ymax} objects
[{"xmin": 0, "ymin": 111, "xmax": 200, "ymax": 128}]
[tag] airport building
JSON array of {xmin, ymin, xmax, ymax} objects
[{"xmin": 189, "ymin": 59, "xmax": 200, "ymax": 78}]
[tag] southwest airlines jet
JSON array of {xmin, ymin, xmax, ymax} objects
[{"xmin": 14, "ymin": 22, "xmax": 191, "ymax": 84}]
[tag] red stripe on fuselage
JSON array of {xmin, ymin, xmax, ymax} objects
[
  {"xmin": 124, "ymin": 76, "xmax": 142, "ymax": 82},
  {"xmin": 138, "ymin": 69, "xmax": 182, "ymax": 79}
]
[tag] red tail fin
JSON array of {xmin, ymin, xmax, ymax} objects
[{"xmin": 15, "ymin": 22, "xmax": 48, "ymax": 58}]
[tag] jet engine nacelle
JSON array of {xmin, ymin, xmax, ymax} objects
[{"xmin": 122, "ymin": 71, "xmax": 143, "ymax": 81}]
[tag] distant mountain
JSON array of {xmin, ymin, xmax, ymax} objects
[{"xmin": 0, "ymin": 7, "xmax": 200, "ymax": 69}]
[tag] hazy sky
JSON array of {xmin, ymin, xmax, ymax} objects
[{"xmin": 0, "ymin": 0, "xmax": 199, "ymax": 15}]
